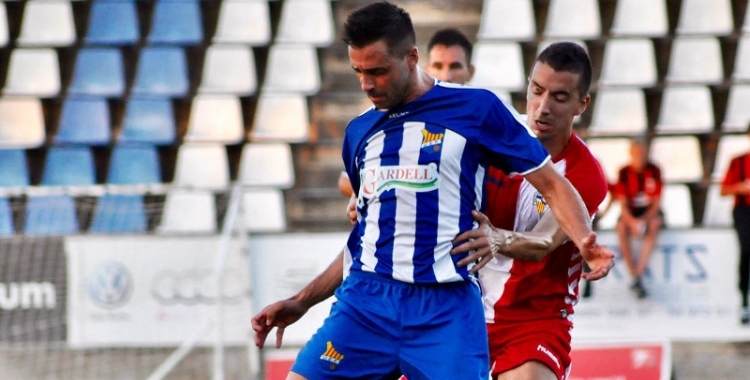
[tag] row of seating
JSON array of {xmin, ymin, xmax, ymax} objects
[
  {"xmin": 0, "ymin": 187, "xmax": 286, "ymax": 235},
  {"xmin": 587, "ymin": 134, "xmax": 750, "ymax": 184},
  {"xmin": 3, "ymin": 43, "xmax": 321, "ymax": 97},
  {"xmin": 0, "ymin": 0, "xmax": 334, "ymax": 48},
  {"xmin": 472, "ymin": 35, "xmax": 750, "ymax": 91},
  {"xmin": 479, "ymin": 0, "xmax": 741, "ymax": 41},
  {"xmin": 0, "ymin": 142, "xmax": 295, "ymax": 189}
]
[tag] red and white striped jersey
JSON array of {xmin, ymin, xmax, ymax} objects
[{"xmin": 479, "ymin": 134, "xmax": 607, "ymax": 325}]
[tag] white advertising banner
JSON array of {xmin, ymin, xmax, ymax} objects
[
  {"xmin": 249, "ymin": 232, "xmax": 348, "ymax": 347},
  {"xmin": 66, "ymin": 235, "xmax": 250, "ymax": 348},
  {"xmin": 574, "ymin": 229, "xmax": 750, "ymax": 342}
]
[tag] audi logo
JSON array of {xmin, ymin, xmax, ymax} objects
[{"xmin": 150, "ymin": 269, "xmax": 249, "ymax": 305}]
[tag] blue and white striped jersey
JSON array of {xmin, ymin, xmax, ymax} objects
[{"xmin": 342, "ymin": 82, "xmax": 550, "ymax": 284}]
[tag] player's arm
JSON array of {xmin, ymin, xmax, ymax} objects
[
  {"xmin": 251, "ymin": 250, "xmax": 344, "ymax": 348},
  {"xmin": 452, "ymin": 210, "xmax": 567, "ymax": 266},
  {"xmin": 523, "ymin": 162, "xmax": 613, "ymax": 278}
]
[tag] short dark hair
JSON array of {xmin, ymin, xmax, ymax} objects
[
  {"xmin": 342, "ymin": 1, "xmax": 415, "ymax": 57},
  {"xmin": 427, "ymin": 28, "xmax": 473, "ymax": 63},
  {"xmin": 536, "ymin": 42, "xmax": 592, "ymax": 99}
]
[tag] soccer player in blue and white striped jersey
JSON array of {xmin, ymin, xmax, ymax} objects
[{"xmin": 253, "ymin": 3, "xmax": 604, "ymax": 379}]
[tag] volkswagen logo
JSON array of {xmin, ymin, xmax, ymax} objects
[
  {"xmin": 86, "ymin": 261, "xmax": 133, "ymax": 310},
  {"xmin": 150, "ymin": 268, "xmax": 248, "ymax": 305}
]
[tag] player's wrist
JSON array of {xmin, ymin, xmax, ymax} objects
[{"xmin": 490, "ymin": 230, "xmax": 517, "ymax": 255}]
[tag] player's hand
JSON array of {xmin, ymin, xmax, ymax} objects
[
  {"xmin": 579, "ymin": 232, "xmax": 615, "ymax": 281},
  {"xmin": 346, "ymin": 195, "xmax": 357, "ymax": 225},
  {"xmin": 251, "ymin": 299, "xmax": 310, "ymax": 349},
  {"xmin": 451, "ymin": 210, "xmax": 505, "ymax": 274}
]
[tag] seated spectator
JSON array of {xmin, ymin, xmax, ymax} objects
[{"xmin": 614, "ymin": 139, "xmax": 663, "ymax": 298}]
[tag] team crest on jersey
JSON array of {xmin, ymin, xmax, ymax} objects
[
  {"xmin": 360, "ymin": 163, "xmax": 440, "ymax": 197},
  {"xmin": 420, "ymin": 128, "xmax": 444, "ymax": 152},
  {"xmin": 535, "ymin": 193, "xmax": 549, "ymax": 216},
  {"xmin": 320, "ymin": 341, "xmax": 344, "ymax": 370}
]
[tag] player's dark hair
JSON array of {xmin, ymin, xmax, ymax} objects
[
  {"xmin": 427, "ymin": 28, "xmax": 473, "ymax": 63},
  {"xmin": 536, "ymin": 42, "xmax": 592, "ymax": 99},
  {"xmin": 342, "ymin": 1, "xmax": 416, "ymax": 57}
]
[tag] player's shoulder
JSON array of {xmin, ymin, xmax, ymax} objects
[{"xmin": 433, "ymin": 82, "xmax": 505, "ymax": 103}]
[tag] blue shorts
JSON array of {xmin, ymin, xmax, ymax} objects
[{"xmin": 290, "ymin": 270, "xmax": 489, "ymax": 380}]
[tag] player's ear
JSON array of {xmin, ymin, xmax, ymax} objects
[
  {"xmin": 467, "ymin": 64, "xmax": 476, "ymax": 82},
  {"xmin": 577, "ymin": 93, "xmax": 591, "ymax": 116}
]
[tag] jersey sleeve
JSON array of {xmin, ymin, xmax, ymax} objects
[
  {"xmin": 722, "ymin": 156, "xmax": 742, "ymax": 187},
  {"xmin": 475, "ymin": 93, "xmax": 550, "ymax": 175}
]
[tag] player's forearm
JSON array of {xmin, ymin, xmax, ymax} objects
[
  {"xmin": 495, "ymin": 212, "xmax": 567, "ymax": 261},
  {"xmin": 541, "ymin": 177, "xmax": 592, "ymax": 252},
  {"xmin": 291, "ymin": 250, "xmax": 344, "ymax": 309}
]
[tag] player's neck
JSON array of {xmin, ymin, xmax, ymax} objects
[{"xmin": 543, "ymin": 131, "xmax": 573, "ymax": 158}]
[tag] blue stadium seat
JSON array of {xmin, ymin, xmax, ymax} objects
[
  {"xmin": 41, "ymin": 146, "xmax": 96, "ymax": 186},
  {"xmin": 0, "ymin": 196, "xmax": 12, "ymax": 235},
  {"xmin": 68, "ymin": 47, "xmax": 125, "ymax": 96},
  {"xmin": 107, "ymin": 144, "xmax": 161, "ymax": 185},
  {"xmin": 119, "ymin": 97, "xmax": 176, "ymax": 145},
  {"xmin": 147, "ymin": 0, "xmax": 203, "ymax": 45},
  {"xmin": 84, "ymin": 0, "xmax": 139, "ymax": 45},
  {"xmin": 131, "ymin": 47, "xmax": 189, "ymax": 96},
  {"xmin": 0, "ymin": 149, "xmax": 30, "ymax": 187},
  {"xmin": 89, "ymin": 194, "xmax": 147, "ymax": 234},
  {"xmin": 24, "ymin": 194, "xmax": 79, "ymax": 235},
  {"xmin": 55, "ymin": 97, "xmax": 111, "ymax": 145}
]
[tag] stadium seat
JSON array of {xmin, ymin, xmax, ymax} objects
[
  {"xmin": 609, "ymin": 0, "xmax": 668, "ymax": 37},
  {"xmin": 242, "ymin": 188, "xmax": 286, "ymax": 232},
  {"xmin": 702, "ymin": 183, "xmax": 734, "ymax": 227},
  {"xmin": 172, "ymin": 143, "xmax": 230, "ymax": 190},
  {"xmin": 147, "ymin": 0, "xmax": 203, "ymax": 45},
  {"xmin": 68, "ymin": 47, "xmax": 125, "ymax": 97},
  {"xmin": 675, "ymin": 0, "xmax": 733, "ymax": 36},
  {"xmin": 543, "ymin": 0, "xmax": 601, "ymax": 39},
  {"xmin": 250, "ymin": 93, "xmax": 310, "ymax": 142},
  {"xmin": 41, "ymin": 146, "xmax": 96, "ymax": 186},
  {"xmin": 744, "ymin": 5, "xmax": 750, "ymax": 34},
  {"xmin": 89, "ymin": 194, "xmax": 147, "ymax": 234},
  {"xmin": 655, "ymin": 85, "xmax": 714, "ymax": 134},
  {"xmin": 712, "ymin": 134, "xmax": 750, "ymax": 180},
  {"xmin": 24, "ymin": 194, "xmax": 79, "ymax": 235},
  {"xmin": 197, "ymin": 45, "xmax": 257, "ymax": 95},
  {"xmin": 84, "ymin": 0, "xmax": 139, "ymax": 45},
  {"xmin": 262, "ymin": 44, "xmax": 321, "ymax": 95},
  {"xmin": 732, "ymin": 36, "xmax": 750, "ymax": 82},
  {"xmin": 131, "ymin": 47, "xmax": 189, "ymax": 97},
  {"xmin": 598, "ymin": 38, "xmax": 657, "ymax": 87},
  {"xmin": 3, "ymin": 48, "xmax": 60, "ymax": 97},
  {"xmin": 477, "ymin": 0, "xmax": 535, "ymax": 41},
  {"xmin": 184, "ymin": 95, "xmax": 244, "ymax": 144},
  {"xmin": 0, "ymin": 197, "xmax": 12, "ymax": 235},
  {"xmin": 588, "ymin": 87, "xmax": 647, "ymax": 136},
  {"xmin": 238, "ymin": 143, "xmax": 295, "ymax": 188},
  {"xmin": 469, "ymin": 41, "xmax": 525, "ymax": 91},
  {"xmin": 723, "ymin": 85, "xmax": 750, "ymax": 132},
  {"xmin": 661, "ymin": 184, "xmax": 694, "ymax": 228},
  {"xmin": 584, "ymin": 137, "xmax": 631, "ymax": 183},
  {"xmin": 119, "ymin": 97, "xmax": 176, "ymax": 145},
  {"xmin": 0, "ymin": 97, "xmax": 45, "ymax": 148},
  {"xmin": 275, "ymin": 0, "xmax": 334, "ymax": 46},
  {"xmin": 107, "ymin": 144, "xmax": 162, "ymax": 185},
  {"xmin": 0, "ymin": 3, "xmax": 8, "ymax": 47},
  {"xmin": 157, "ymin": 190, "xmax": 216, "ymax": 234},
  {"xmin": 16, "ymin": 0, "xmax": 76, "ymax": 46},
  {"xmin": 212, "ymin": 0, "xmax": 271, "ymax": 45},
  {"xmin": 54, "ymin": 97, "xmax": 111, "ymax": 145},
  {"xmin": 0, "ymin": 149, "xmax": 29, "ymax": 187},
  {"xmin": 665, "ymin": 37, "xmax": 723, "ymax": 85},
  {"xmin": 649, "ymin": 136, "xmax": 704, "ymax": 182}
]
